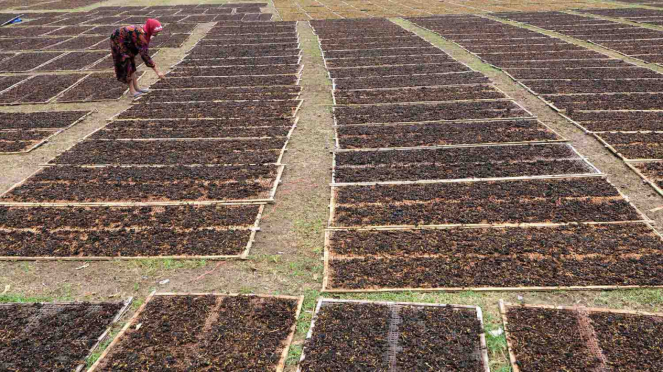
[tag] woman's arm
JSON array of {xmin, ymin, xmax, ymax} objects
[
  {"xmin": 152, "ymin": 65, "xmax": 166, "ymax": 79},
  {"xmin": 137, "ymin": 33, "xmax": 164, "ymax": 79}
]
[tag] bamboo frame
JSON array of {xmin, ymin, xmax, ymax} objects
[
  {"xmin": 327, "ymin": 182, "xmax": 651, "ymax": 228},
  {"xmin": 327, "ymin": 172, "xmax": 653, "ymax": 229},
  {"xmin": 296, "ymin": 298, "xmax": 490, "ymax": 372},
  {"xmin": 499, "ymin": 300, "xmax": 663, "ymax": 372},
  {"xmin": 328, "ymin": 60, "xmax": 459, "ymax": 70},
  {"xmin": 332, "ymin": 117, "xmax": 567, "ymax": 150},
  {"xmin": 173, "ymin": 54, "xmax": 303, "ymax": 70},
  {"xmin": 135, "ymin": 96, "xmax": 303, "ymax": 105},
  {"xmin": 594, "ymin": 131, "xmax": 663, "ymax": 163},
  {"xmin": 625, "ymin": 161, "xmax": 663, "ymax": 198},
  {"xmin": 0, "ymin": 204, "xmax": 265, "ymax": 261},
  {"xmin": 330, "ymin": 70, "xmax": 491, "ymax": 89},
  {"xmin": 0, "ymin": 129, "xmax": 59, "ymax": 155},
  {"xmin": 403, "ymin": 23, "xmax": 518, "ymax": 68},
  {"xmin": 324, "ymin": 283, "xmax": 663, "ymax": 293},
  {"xmin": 321, "ymin": 220, "xmax": 663, "ymax": 292},
  {"xmin": 116, "ymin": 99, "xmax": 303, "ymax": 121},
  {"xmin": 498, "ymin": 300, "xmax": 521, "ymax": 372},
  {"xmin": 331, "ymin": 80, "xmax": 499, "ymax": 106},
  {"xmin": 0, "ymin": 110, "xmax": 94, "ymax": 155},
  {"xmin": 146, "ymin": 78, "xmax": 304, "ymax": 94},
  {"xmin": 53, "ymin": 71, "xmax": 146, "ymax": 104},
  {"xmin": 592, "ymin": 132, "xmax": 632, "ymax": 162},
  {"xmin": 317, "ymin": 47, "xmax": 454, "ymax": 65},
  {"xmin": 332, "ymin": 171, "xmax": 604, "ymax": 187},
  {"xmin": 186, "ymin": 47, "xmax": 301, "ymax": 59},
  {"xmin": 328, "ymin": 63, "xmax": 478, "ymax": 81},
  {"xmin": 331, "ymin": 142, "xmax": 602, "ymax": 186},
  {"xmin": 109, "ymin": 96, "xmax": 304, "ymax": 122},
  {"xmin": 169, "ymin": 63, "xmax": 305, "ymax": 79},
  {"xmin": 586, "ymin": 39, "xmax": 661, "ymax": 64},
  {"xmin": 0, "ymin": 163, "xmax": 284, "ymax": 206},
  {"xmin": 87, "ymin": 116, "xmax": 300, "ymax": 142},
  {"xmin": 75, "ymin": 296, "xmax": 134, "ymax": 372},
  {"xmin": 88, "ymin": 292, "xmax": 304, "ymax": 372},
  {"xmin": 408, "ymin": 19, "xmax": 663, "ymax": 101},
  {"xmin": 333, "ymin": 129, "xmax": 570, "ymax": 152},
  {"xmin": 334, "ymin": 96, "xmax": 513, "ymax": 107},
  {"xmin": 331, "ymin": 103, "xmax": 536, "ymax": 127},
  {"xmin": 0, "ymin": 75, "xmax": 33, "ymax": 97},
  {"xmin": 0, "ymin": 296, "xmax": 132, "ymax": 372},
  {"xmin": 200, "ymin": 39, "xmax": 301, "ymax": 49},
  {"xmin": 0, "ymin": 74, "xmax": 88, "ymax": 106},
  {"xmin": 89, "ymin": 117, "xmax": 299, "ymax": 142},
  {"xmin": 87, "ymin": 291, "xmax": 156, "ymax": 372},
  {"xmin": 175, "ymin": 51, "xmax": 302, "ymax": 65}
]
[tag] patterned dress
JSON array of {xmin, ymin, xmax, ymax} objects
[{"xmin": 109, "ymin": 25, "xmax": 155, "ymax": 83}]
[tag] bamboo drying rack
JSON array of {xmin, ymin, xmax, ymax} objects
[
  {"xmin": 296, "ymin": 298, "xmax": 490, "ymax": 372},
  {"xmin": 87, "ymin": 292, "xmax": 304, "ymax": 372}
]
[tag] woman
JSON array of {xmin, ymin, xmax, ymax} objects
[{"xmin": 110, "ymin": 18, "xmax": 166, "ymax": 98}]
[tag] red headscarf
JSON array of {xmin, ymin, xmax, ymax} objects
[{"xmin": 143, "ymin": 19, "xmax": 163, "ymax": 41}]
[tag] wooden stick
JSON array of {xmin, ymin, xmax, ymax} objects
[
  {"xmin": 88, "ymin": 291, "xmax": 156, "ymax": 372},
  {"xmin": 332, "ymin": 172, "xmax": 605, "ymax": 187},
  {"xmin": 322, "ymin": 284, "xmax": 663, "ymax": 293},
  {"xmin": 322, "ymin": 231, "xmax": 331, "ymax": 291},
  {"xmin": 276, "ymin": 295, "xmax": 305, "ymax": 372},
  {"xmin": 326, "ymin": 219, "xmax": 651, "ymax": 231},
  {"xmin": 241, "ymin": 204, "xmax": 266, "ymax": 259},
  {"xmin": 333, "ymin": 137, "xmax": 571, "ymax": 153},
  {"xmin": 499, "ymin": 300, "xmax": 522, "ymax": 372},
  {"xmin": 501, "ymin": 301, "xmax": 663, "ymax": 317},
  {"xmin": 0, "ymin": 200, "xmax": 271, "ymax": 207},
  {"xmin": 77, "ymin": 296, "xmax": 134, "ymax": 372},
  {"xmin": 333, "ymin": 114, "xmax": 535, "ymax": 127}
]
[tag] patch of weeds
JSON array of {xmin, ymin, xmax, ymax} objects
[
  {"xmin": 86, "ymin": 328, "xmax": 121, "ymax": 368},
  {"xmin": 287, "ymin": 260, "xmax": 315, "ymax": 278},
  {"xmin": 0, "ymin": 293, "xmax": 53, "ymax": 303},
  {"xmin": 456, "ymin": 290, "xmax": 482, "ymax": 300},
  {"xmin": 285, "ymin": 344, "xmax": 303, "ymax": 366},
  {"xmin": 56, "ymin": 283, "xmax": 74, "ymax": 301},
  {"xmin": 483, "ymin": 312, "xmax": 510, "ymax": 372},
  {"xmin": 342, "ymin": 290, "xmax": 480, "ymax": 305},
  {"xmin": 124, "ymin": 259, "xmax": 207, "ymax": 275},
  {"xmin": 131, "ymin": 298, "xmax": 144, "ymax": 311},
  {"xmin": 239, "ymin": 287, "xmax": 255, "ymax": 294},
  {"xmin": 288, "ymin": 290, "xmax": 321, "ymax": 367},
  {"xmin": 294, "ymin": 218, "xmax": 325, "ymax": 252},
  {"xmin": 596, "ymin": 289, "xmax": 663, "ymax": 310},
  {"xmin": 296, "ymin": 289, "xmax": 321, "ymax": 336},
  {"xmin": 20, "ymin": 262, "xmax": 33, "ymax": 274},
  {"xmin": 250, "ymin": 254, "xmax": 281, "ymax": 263},
  {"xmin": 296, "ymin": 310, "xmax": 313, "ymax": 336}
]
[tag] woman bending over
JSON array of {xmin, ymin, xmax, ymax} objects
[{"xmin": 110, "ymin": 18, "xmax": 166, "ymax": 97}]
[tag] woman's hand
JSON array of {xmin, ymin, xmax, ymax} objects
[{"xmin": 153, "ymin": 66, "xmax": 166, "ymax": 80}]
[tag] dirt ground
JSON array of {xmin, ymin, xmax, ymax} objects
[{"xmin": 1, "ymin": 0, "xmax": 663, "ymax": 371}]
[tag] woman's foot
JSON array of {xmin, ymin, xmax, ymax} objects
[
  {"xmin": 132, "ymin": 91, "xmax": 143, "ymax": 99},
  {"xmin": 138, "ymin": 88, "xmax": 149, "ymax": 93}
]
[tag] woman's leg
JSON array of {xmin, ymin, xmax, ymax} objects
[
  {"xmin": 127, "ymin": 71, "xmax": 137, "ymax": 95},
  {"xmin": 132, "ymin": 72, "xmax": 141, "ymax": 92}
]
